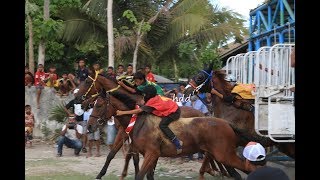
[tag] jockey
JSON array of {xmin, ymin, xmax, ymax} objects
[
  {"xmin": 116, "ymin": 85, "xmax": 183, "ymax": 154},
  {"xmin": 211, "ymin": 74, "xmax": 255, "ymax": 112}
]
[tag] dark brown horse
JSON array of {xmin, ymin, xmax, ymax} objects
[
  {"xmin": 87, "ymin": 91, "xmax": 263, "ymax": 180},
  {"xmin": 76, "ymin": 72, "xmax": 238, "ymax": 178},
  {"xmin": 183, "ymin": 66, "xmax": 295, "ymax": 159}
]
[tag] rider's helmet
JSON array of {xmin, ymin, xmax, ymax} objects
[{"xmin": 224, "ymin": 74, "xmax": 237, "ymax": 82}]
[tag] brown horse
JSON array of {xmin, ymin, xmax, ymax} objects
[
  {"xmin": 82, "ymin": 92, "xmax": 220, "ymax": 180},
  {"xmin": 184, "ymin": 66, "xmax": 295, "ymax": 159},
  {"xmin": 76, "ymin": 72, "xmax": 238, "ymax": 178},
  {"xmin": 87, "ymin": 91, "xmax": 264, "ymax": 180}
]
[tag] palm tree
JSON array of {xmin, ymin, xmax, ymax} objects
[
  {"xmin": 37, "ymin": 0, "xmax": 50, "ymax": 65},
  {"xmin": 26, "ymin": 0, "xmax": 39, "ymax": 74}
]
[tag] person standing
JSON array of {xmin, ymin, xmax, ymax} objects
[
  {"xmin": 34, "ymin": 64, "xmax": 47, "ymax": 109},
  {"xmin": 76, "ymin": 58, "xmax": 89, "ymax": 84},
  {"xmin": 144, "ymin": 64, "xmax": 155, "ymax": 82}
]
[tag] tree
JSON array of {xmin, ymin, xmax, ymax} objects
[
  {"xmin": 37, "ymin": 0, "xmax": 50, "ymax": 65},
  {"xmin": 26, "ymin": 0, "xmax": 39, "ymax": 74},
  {"xmin": 107, "ymin": 0, "xmax": 115, "ymax": 67}
]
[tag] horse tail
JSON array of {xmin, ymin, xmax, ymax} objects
[{"xmin": 229, "ymin": 124, "xmax": 273, "ymax": 147}]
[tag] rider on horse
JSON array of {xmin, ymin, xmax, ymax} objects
[{"xmin": 116, "ymin": 85, "xmax": 183, "ymax": 154}]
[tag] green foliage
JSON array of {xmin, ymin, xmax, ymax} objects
[
  {"xmin": 48, "ymin": 103, "xmax": 68, "ymax": 123},
  {"xmin": 178, "ymin": 40, "xmax": 197, "ymax": 59},
  {"xmin": 75, "ymin": 38, "xmax": 105, "ymax": 55},
  {"xmin": 33, "ymin": 18, "xmax": 64, "ymax": 42},
  {"xmin": 123, "ymin": 10, "xmax": 138, "ymax": 24},
  {"xmin": 46, "ymin": 41, "xmax": 65, "ymax": 61},
  {"xmin": 198, "ymin": 43, "xmax": 222, "ymax": 70}
]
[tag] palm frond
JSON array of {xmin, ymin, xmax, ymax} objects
[{"xmin": 48, "ymin": 103, "xmax": 68, "ymax": 123}]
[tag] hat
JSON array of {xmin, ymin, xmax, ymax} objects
[
  {"xmin": 243, "ymin": 142, "xmax": 266, "ymax": 161},
  {"xmin": 73, "ymin": 88, "xmax": 80, "ymax": 94}
]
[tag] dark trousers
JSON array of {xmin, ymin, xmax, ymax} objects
[{"xmin": 159, "ymin": 107, "xmax": 181, "ymax": 141}]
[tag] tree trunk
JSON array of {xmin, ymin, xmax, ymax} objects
[
  {"xmin": 27, "ymin": 14, "xmax": 35, "ymax": 74},
  {"xmin": 173, "ymin": 58, "xmax": 178, "ymax": 82},
  {"xmin": 37, "ymin": 0, "xmax": 50, "ymax": 65},
  {"xmin": 132, "ymin": 20, "xmax": 144, "ymax": 73},
  {"xmin": 107, "ymin": 0, "xmax": 114, "ymax": 67}
]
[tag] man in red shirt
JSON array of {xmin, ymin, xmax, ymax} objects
[
  {"xmin": 116, "ymin": 85, "xmax": 183, "ymax": 154},
  {"xmin": 145, "ymin": 64, "xmax": 155, "ymax": 82},
  {"xmin": 34, "ymin": 64, "xmax": 47, "ymax": 109}
]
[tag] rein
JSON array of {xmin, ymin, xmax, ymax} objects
[{"xmin": 188, "ymin": 70, "xmax": 213, "ymax": 94}]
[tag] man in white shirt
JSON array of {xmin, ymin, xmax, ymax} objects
[{"xmin": 56, "ymin": 117, "xmax": 83, "ymax": 157}]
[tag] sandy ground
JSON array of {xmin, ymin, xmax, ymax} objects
[{"xmin": 25, "ymin": 139, "xmax": 295, "ymax": 179}]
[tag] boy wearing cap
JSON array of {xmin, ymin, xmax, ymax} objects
[
  {"xmin": 116, "ymin": 85, "xmax": 183, "ymax": 154},
  {"xmin": 243, "ymin": 141, "xmax": 290, "ymax": 180}
]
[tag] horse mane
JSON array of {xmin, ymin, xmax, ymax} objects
[
  {"xmin": 109, "ymin": 91, "xmax": 136, "ymax": 110},
  {"xmin": 99, "ymin": 73, "xmax": 118, "ymax": 83},
  {"xmin": 214, "ymin": 70, "xmax": 233, "ymax": 96}
]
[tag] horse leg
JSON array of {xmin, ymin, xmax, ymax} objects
[
  {"xmin": 223, "ymin": 165, "xmax": 241, "ymax": 179},
  {"xmin": 146, "ymin": 157, "xmax": 159, "ymax": 180},
  {"xmin": 95, "ymin": 131, "xmax": 128, "ymax": 179},
  {"xmin": 132, "ymin": 146, "xmax": 140, "ymax": 179},
  {"xmin": 136, "ymin": 152, "xmax": 159, "ymax": 180},
  {"xmin": 199, "ymin": 153, "xmax": 213, "ymax": 180},
  {"xmin": 120, "ymin": 143, "xmax": 135, "ymax": 180}
]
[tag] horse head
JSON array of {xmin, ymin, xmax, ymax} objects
[
  {"xmin": 87, "ymin": 91, "xmax": 116, "ymax": 133},
  {"xmin": 184, "ymin": 63, "xmax": 214, "ymax": 96},
  {"xmin": 74, "ymin": 71, "xmax": 104, "ymax": 103}
]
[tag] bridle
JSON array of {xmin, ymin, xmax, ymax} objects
[
  {"xmin": 89, "ymin": 92, "xmax": 118, "ymax": 126},
  {"xmin": 187, "ymin": 70, "xmax": 213, "ymax": 94},
  {"xmin": 81, "ymin": 73, "xmax": 100, "ymax": 100}
]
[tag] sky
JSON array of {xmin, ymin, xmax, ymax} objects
[{"xmin": 211, "ymin": 0, "xmax": 266, "ymax": 27}]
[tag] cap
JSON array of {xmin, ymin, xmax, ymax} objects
[
  {"xmin": 73, "ymin": 88, "xmax": 79, "ymax": 94},
  {"xmin": 242, "ymin": 142, "xmax": 266, "ymax": 161}
]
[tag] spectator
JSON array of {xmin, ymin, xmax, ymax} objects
[
  {"xmin": 56, "ymin": 116, "xmax": 83, "ymax": 157},
  {"xmin": 76, "ymin": 58, "xmax": 89, "ymax": 84},
  {"xmin": 25, "ymin": 105, "xmax": 35, "ymax": 147},
  {"xmin": 25, "ymin": 66, "xmax": 34, "ymax": 88},
  {"xmin": 125, "ymin": 64, "xmax": 135, "ymax": 76},
  {"xmin": 45, "ymin": 65, "xmax": 58, "ymax": 89},
  {"xmin": 103, "ymin": 116, "xmax": 118, "ymax": 151},
  {"xmin": 145, "ymin": 64, "xmax": 155, "ymax": 82},
  {"xmin": 104, "ymin": 66, "xmax": 116, "ymax": 79},
  {"xmin": 243, "ymin": 141, "xmax": 290, "ymax": 180},
  {"xmin": 67, "ymin": 73, "xmax": 79, "ymax": 87},
  {"xmin": 57, "ymin": 73, "xmax": 76, "ymax": 96},
  {"xmin": 118, "ymin": 71, "xmax": 164, "ymax": 96},
  {"xmin": 83, "ymin": 107, "xmax": 101, "ymax": 157},
  {"xmin": 93, "ymin": 61, "xmax": 104, "ymax": 75},
  {"xmin": 116, "ymin": 64, "xmax": 126, "ymax": 79},
  {"xmin": 34, "ymin": 64, "xmax": 47, "ymax": 109},
  {"xmin": 63, "ymin": 89, "xmax": 88, "ymax": 153}
]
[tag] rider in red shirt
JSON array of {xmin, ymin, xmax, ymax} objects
[{"xmin": 116, "ymin": 85, "xmax": 183, "ymax": 154}]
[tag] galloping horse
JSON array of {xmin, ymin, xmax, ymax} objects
[
  {"xmin": 183, "ymin": 66, "xmax": 295, "ymax": 159},
  {"xmin": 81, "ymin": 90, "xmax": 215, "ymax": 180},
  {"xmin": 87, "ymin": 90, "xmax": 265, "ymax": 180},
  {"xmin": 76, "ymin": 72, "xmax": 240, "ymax": 179}
]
